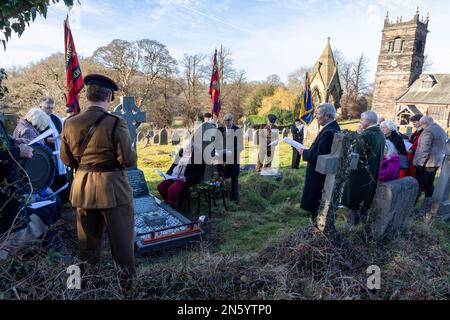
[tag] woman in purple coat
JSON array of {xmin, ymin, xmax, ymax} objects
[{"xmin": 379, "ymin": 140, "xmax": 400, "ymax": 182}]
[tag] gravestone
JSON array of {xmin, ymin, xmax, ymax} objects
[
  {"xmin": 153, "ymin": 133, "xmax": 160, "ymax": 145},
  {"xmin": 172, "ymin": 130, "xmax": 180, "ymax": 145},
  {"xmin": 367, "ymin": 177, "xmax": 419, "ymax": 239},
  {"xmin": 316, "ymin": 132, "xmax": 359, "ymax": 235},
  {"xmin": 112, "ymin": 96, "xmax": 146, "ymax": 153},
  {"xmin": 431, "ymin": 139, "xmax": 450, "ymax": 220},
  {"xmin": 125, "ymin": 165, "xmax": 204, "ymax": 254},
  {"xmin": 159, "ymin": 129, "xmax": 168, "ymax": 145},
  {"xmin": 253, "ymin": 130, "xmax": 260, "ymax": 146},
  {"xmin": 0, "ymin": 113, "xmax": 18, "ymax": 135},
  {"xmin": 137, "ymin": 130, "xmax": 145, "ymax": 142}
]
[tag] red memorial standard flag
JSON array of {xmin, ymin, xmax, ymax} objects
[
  {"xmin": 64, "ymin": 16, "xmax": 83, "ymax": 115},
  {"xmin": 209, "ymin": 49, "xmax": 221, "ymax": 118}
]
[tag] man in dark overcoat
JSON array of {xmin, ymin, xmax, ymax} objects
[{"xmin": 297, "ymin": 103, "xmax": 341, "ymax": 222}]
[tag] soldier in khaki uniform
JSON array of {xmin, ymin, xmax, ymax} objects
[{"xmin": 60, "ymin": 74, "xmax": 136, "ymax": 277}]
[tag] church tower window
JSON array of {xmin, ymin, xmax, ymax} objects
[{"xmin": 393, "ymin": 37, "xmax": 403, "ymax": 53}]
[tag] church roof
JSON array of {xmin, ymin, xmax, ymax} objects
[
  {"xmin": 312, "ymin": 37, "xmax": 337, "ymax": 88},
  {"xmin": 397, "ymin": 74, "xmax": 450, "ymax": 105}
]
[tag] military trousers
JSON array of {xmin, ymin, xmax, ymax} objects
[{"xmin": 76, "ymin": 203, "xmax": 136, "ymax": 277}]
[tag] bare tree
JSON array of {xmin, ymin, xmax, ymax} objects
[
  {"xmin": 92, "ymin": 39, "xmax": 141, "ymax": 95},
  {"xmin": 178, "ymin": 54, "xmax": 209, "ymax": 125},
  {"xmin": 266, "ymin": 74, "xmax": 283, "ymax": 86}
]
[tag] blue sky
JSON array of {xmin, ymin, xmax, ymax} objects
[{"xmin": 1, "ymin": 0, "xmax": 449, "ymax": 83}]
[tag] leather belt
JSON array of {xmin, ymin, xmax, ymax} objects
[{"xmin": 78, "ymin": 164, "xmax": 122, "ymax": 172}]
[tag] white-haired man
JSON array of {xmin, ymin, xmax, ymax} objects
[
  {"xmin": 342, "ymin": 111, "xmax": 385, "ymax": 225},
  {"xmin": 297, "ymin": 103, "xmax": 341, "ymax": 222},
  {"xmin": 414, "ymin": 116, "xmax": 447, "ymax": 201},
  {"xmin": 39, "ymin": 96, "xmax": 69, "ymax": 202}
]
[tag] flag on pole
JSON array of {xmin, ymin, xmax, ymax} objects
[
  {"xmin": 299, "ymin": 72, "xmax": 314, "ymax": 125},
  {"xmin": 209, "ymin": 49, "xmax": 221, "ymax": 118},
  {"xmin": 64, "ymin": 15, "xmax": 84, "ymax": 115}
]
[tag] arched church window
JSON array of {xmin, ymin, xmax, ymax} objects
[{"xmin": 393, "ymin": 37, "xmax": 403, "ymax": 53}]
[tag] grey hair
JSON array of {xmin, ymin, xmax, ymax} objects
[
  {"xmin": 384, "ymin": 140, "xmax": 398, "ymax": 158},
  {"xmin": 361, "ymin": 111, "xmax": 378, "ymax": 125},
  {"xmin": 318, "ymin": 103, "xmax": 336, "ymax": 120},
  {"xmin": 39, "ymin": 96, "xmax": 55, "ymax": 105},
  {"xmin": 420, "ymin": 116, "xmax": 434, "ymax": 125},
  {"xmin": 223, "ymin": 113, "xmax": 234, "ymax": 121},
  {"xmin": 380, "ymin": 120, "xmax": 398, "ymax": 132}
]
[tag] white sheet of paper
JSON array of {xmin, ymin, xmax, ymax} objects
[
  {"xmin": 269, "ymin": 140, "xmax": 279, "ymax": 147},
  {"xmin": 157, "ymin": 169, "xmax": 177, "ymax": 180},
  {"xmin": 27, "ymin": 128, "xmax": 53, "ymax": 146},
  {"xmin": 28, "ymin": 200, "xmax": 56, "ymax": 209},
  {"xmin": 283, "ymin": 137, "xmax": 306, "ymax": 150},
  {"xmin": 404, "ymin": 140, "xmax": 413, "ymax": 151}
]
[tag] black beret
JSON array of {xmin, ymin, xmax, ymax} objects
[
  {"xmin": 203, "ymin": 112, "xmax": 212, "ymax": 118},
  {"xmin": 84, "ymin": 74, "xmax": 119, "ymax": 91},
  {"xmin": 294, "ymin": 118, "xmax": 301, "ymax": 122},
  {"xmin": 410, "ymin": 114, "xmax": 423, "ymax": 122}
]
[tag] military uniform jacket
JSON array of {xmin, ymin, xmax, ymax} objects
[{"xmin": 60, "ymin": 106, "xmax": 136, "ymax": 209}]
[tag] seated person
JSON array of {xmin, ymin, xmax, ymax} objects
[
  {"xmin": 13, "ymin": 108, "xmax": 50, "ymax": 144},
  {"xmin": 378, "ymin": 140, "xmax": 400, "ymax": 182},
  {"xmin": 157, "ymin": 140, "xmax": 205, "ymax": 209}
]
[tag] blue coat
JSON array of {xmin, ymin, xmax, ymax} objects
[{"xmin": 300, "ymin": 121, "xmax": 341, "ymax": 218}]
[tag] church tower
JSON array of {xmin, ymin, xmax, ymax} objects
[{"xmin": 372, "ymin": 9, "xmax": 429, "ymax": 119}]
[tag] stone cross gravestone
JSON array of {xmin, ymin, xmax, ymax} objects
[
  {"xmin": 172, "ymin": 130, "xmax": 180, "ymax": 145},
  {"xmin": 112, "ymin": 96, "xmax": 146, "ymax": 153},
  {"xmin": 431, "ymin": 139, "xmax": 450, "ymax": 220},
  {"xmin": 159, "ymin": 129, "xmax": 168, "ymax": 145},
  {"xmin": 315, "ymin": 132, "xmax": 359, "ymax": 235}
]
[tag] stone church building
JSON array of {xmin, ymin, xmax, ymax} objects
[
  {"xmin": 310, "ymin": 37, "xmax": 343, "ymax": 110},
  {"xmin": 372, "ymin": 9, "xmax": 450, "ymax": 129}
]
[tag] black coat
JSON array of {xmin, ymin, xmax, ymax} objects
[
  {"xmin": 300, "ymin": 121, "xmax": 341, "ymax": 216},
  {"xmin": 167, "ymin": 149, "xmax": 205, "ymax": 186},
  {"xmin": 43, "ymin": 114, "xmax": 63, "ymax": 152},
  {"xmin": 218, "ymin": 124, "xmax": 244, "ymax": 176},
  {"xmin": 291, "ymin": 124, "xmax": 304, "ymax": 143},
  {"xmin": 387, "ymin": 131, "xmax": 407, "ymax": 156}
]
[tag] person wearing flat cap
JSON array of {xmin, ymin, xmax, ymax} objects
[
  {"xmin": 60, "ymin": 74, "xmax": 137, "ymax": 280},
  {"xmin": 256, "ymin": 114, "xmax": 279, "ymax": 172}
]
